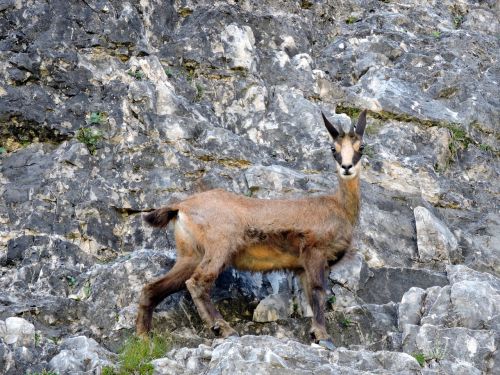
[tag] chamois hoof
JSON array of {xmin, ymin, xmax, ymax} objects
[
  {"xmin": 212, "ymin": 319, "xmax": 239, "ymax": 338},
  {"xmin": 318, "ymin": 339, "xmax": 336, "ymax": 351},
  {"xmin": 136, "ymin": 310, "xmax": 152, "ymax": 337},
  {"xmin": 226, "ymin": 330, "xmax": 240, "ymax": 338}
]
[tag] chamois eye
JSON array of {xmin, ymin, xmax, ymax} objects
[{"xmin": 359, "ymin": 144, "xmax": 365, "ymax": 153}]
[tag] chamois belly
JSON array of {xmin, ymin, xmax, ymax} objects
[{"xmin": 233, "ymin": 244, "xmax": 301, "ymax": 272}]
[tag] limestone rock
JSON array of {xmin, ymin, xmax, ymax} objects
[
  {"xmin": 153, "ymin": 335, "xmax": 421, "ymax": 375},
  {"xmin": 49, "ymin": 336, "xmax": 116, "ymax": 375},
  {"xmin": 414, "ymin": 206, "xmax": 459, "ymax": 264},
  {"xmin": 0, "ymin": 317, "xmax": 35, "ymax": 347},
  {"xmin": 397, "ymin": 265, "xmax": 500, "ymax": 373},
  {"xmin": 402, "ymin": 324, "xmax": 496, "ymax": 373},
  {"xmin": 357, "ymin": 267, "xmax": 447, "ymax": 305},
  {"xmin": 450, "ymin": 280, "xmax": 500, "ymax": 331},
  {"xmin": 220, "ymin": 24, "xmax": 256, "ymax": 71},
  {"xmin": 0, "ymin": 0, "xmax": 498, "ymax": 372},
  {"xmin": 398, "ymin": 287, "xmax": 426, "ymax": 331},
  {"xmin": 398, "ymin": 265, "xmax": 500, "ymax": 331}
]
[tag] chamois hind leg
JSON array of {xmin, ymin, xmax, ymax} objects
[
  {"xmin": 136, "ymin": 256, "xmax": 198, "ymax": 336},
  {"xmin": 302, "ymin": 249, "xmax": 335, "ymax": 350},
  {"xmin": 185, "ymin": 248, "xmax": 238, "ymax": 338}
]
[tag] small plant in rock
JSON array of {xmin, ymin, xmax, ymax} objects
[
  {"xmin": 361, "ymin": 144, "xmax": 375, "ymax": 159},
  {"xmin": 291, "ymin": 301, "xmax": 300, "ymax": 317},
  {"xmin": 88, "ymin": 111, "xmax": 106, "ymax": 125},
  {"xmin": 411, "ymin": 341, "xmax": 448, "ymax": 368},
  {"xmin": 67, "ymin": 231, "xmax": 80, "ymax": 241},
  {"xmin": 447, "ymin": 124, "xmax": 471, "ymax": 160},
  {"xmin": 82, "ymin": 280, "xmax": 92, "ymax": 299},
  {"xmin": 339, "ymin": 315, "xmax": 353, "ymax": 328},
  {"xmin": 431, "ymin": 30, "xmax": 441, "ymax": 39},
  {"xmin": 105, "ymin": 333, "xmax": 172, "ymax": 375},
  {"xmin": 76, "ymin": 127, "xmax": 103, "ymax": 155},
  {"xmin": 66, "ymin": 275, "xmax": 77, "ymax": 288},
  {"xmin": 300, "ymin": 0, "xmax": 314, "ymax": 9},
  {"xmin": 34, "ymin": 332, "xmax": 41, "ymax": 347},
  {"xmin": 164, "ymin": 67, "xmax": 174, "ymax": 78},
  {"xmin": 49, "ymin": 337, "xmax": 61, "ymax": 345},
  {"xmin": 425, "ymin": 341, "xmax": 447, "ymax": 362},
  {"xmin": 412, "ymin": 352, "xmax": 426, "ymax": 367},
  {"xmin": 327, "ymin": 295, "xmax": 336, "ymax": 306},
  {"xmin": 335, "ymin": 105, "xmax": 362, "ymax": 119},
  {"xmin": 479, "ymin": 143, "xmax": 494, "ymax": 153},
  {"xmin": 345, "ymin": 16, "xmax": 358, "ymax": 24},
  {"xmin": 0, "ymin": 146, "xmax": 5, "ymax": 154},
  {"xmin": 194, "ymin": 82, "xmax": 205, "ymax": 101},
  {"xmin": 128, "ymin": 69, "xmax": 145, "ymax": 80},
  {"xmin": 453, "ymin": 15, "xmax": 464, "ymax": 29}
]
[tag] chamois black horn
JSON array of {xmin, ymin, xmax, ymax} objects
[
  {"xmin": 355, "ymin": 110, "xmax": 367, "ymax": 137},
  {"xmin": 322, "ymin": 112, "xmax": 340, "ymax": 139}
]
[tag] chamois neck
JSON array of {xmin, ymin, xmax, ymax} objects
[{"xmin": 336, "ymin": 175, "xmax": 361, "ymax": 226}]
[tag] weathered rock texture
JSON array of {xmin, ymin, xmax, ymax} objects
[
  {"xmin": 0, "ymin": 0, "xmax": 498, "ymax": 374},
  {"xmin": 153, "ymin": 335, "xmax": 422, "ymax": 375}
]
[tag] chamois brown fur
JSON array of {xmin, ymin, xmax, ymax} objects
[{"xmin": 137, "ymin": 110, "xmax": 368, "ymax": 349}]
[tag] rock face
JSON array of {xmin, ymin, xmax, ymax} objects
[
  {"xmin": 153, "ymin": 335, "xmax": 422, "ymax": 375},
  {"xmin": 0, "ymin": 0, "xmax": 499, "ymax": 374},
  {"xmin": 414, "ymin": 206, "xmax": 459, "ymax": 265},
  {"xmin": 49, "ymin": 336, "xmax": 116, "ymax": 374},
  {"xmin": 400, "ymin": 265, "xmax": 499, "ymax": 373}
]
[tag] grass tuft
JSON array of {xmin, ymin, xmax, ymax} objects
[
  {"xmin": 411, "ymin": 341, "xmax": 447, "ymax": 368},
  {"xmin": 447, "ymin": 124, "xmax": 472, "ymax": 161},
  {"xmin": 104, "ymin": 333, "xmax": 172, "ymax": 375},
  {"xmin": 412, "ymin": 352, "xmax": 425, "ymax": 367}
]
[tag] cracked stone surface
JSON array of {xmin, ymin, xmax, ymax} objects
[{"xmin": 0, "ymin": 0, "xmax": 498, "ymax": 374}]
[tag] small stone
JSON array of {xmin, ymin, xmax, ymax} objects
[{"xmin": 253, "ymin": 294, "xmax": 289, "ymax": 322}]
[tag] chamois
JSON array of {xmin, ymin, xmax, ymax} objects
[{"xmin": 137, "ymin": 110, "xmax": 367, "ymax": 350}]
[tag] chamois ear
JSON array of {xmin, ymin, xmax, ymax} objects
[
  {"xmin": 355, "ymin": 110, "xmax": 367, "ymax": 137},
  {"xmin": 322, "ymin": 112, "xmax": 340, "ymax": 139}
]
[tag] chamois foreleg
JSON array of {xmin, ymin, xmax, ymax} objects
[
  {"xmin": 185, "ymin": 250, "xmax": 238, "ymax": 338},
  {"xmin": 303, "ymin": 249, "xmax": 335, "ymax": 350},
  {"xmin": 136, "ymin": 257, "xmax": 198, "ymax": 336}
]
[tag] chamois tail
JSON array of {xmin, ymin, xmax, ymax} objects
[{"xmin": 144, "ymin": 207, "xmax": 178, "ymax": 228}]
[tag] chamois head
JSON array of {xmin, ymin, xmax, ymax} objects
[{"xmin": 322, "ymin": 110, "xmax": 367, "ymax": 180}]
